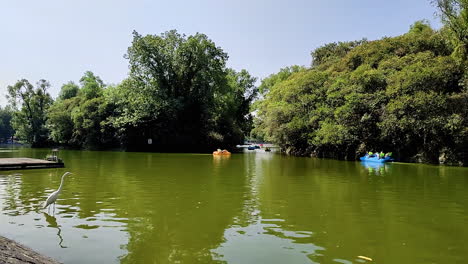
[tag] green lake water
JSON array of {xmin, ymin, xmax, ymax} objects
[{"xmin": 0, "ymin": 148, "xmax": 467, "ymax": 264}]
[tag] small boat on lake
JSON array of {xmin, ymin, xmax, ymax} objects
[
  {"xmin": 213, "ymin": 149, "xmax": 231, "ymax": 156},
  {"xmin": 360, "ymin": 155, "xmax": 394, "ymax": 163},
  {"xmin": 247, "ymin": 146, "xmax": 256, "ymax": 150}
]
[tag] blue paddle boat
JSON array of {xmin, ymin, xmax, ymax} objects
[{"xmin": 360, "ymin": 155, "xmax": 394, "ymax": 163}]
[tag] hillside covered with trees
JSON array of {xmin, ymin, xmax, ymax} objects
[{"xmin": 253, "ymin": 0, "xmax": 468, "ymax": 165}]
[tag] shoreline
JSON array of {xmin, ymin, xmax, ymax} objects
[{"xmin": 0, "ymin": 236, "xmax": 60, "ymax": 264}]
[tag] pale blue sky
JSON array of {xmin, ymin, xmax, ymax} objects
[{"xmin": 0, "ymin": 0, "xmax": 440, "ymax": 106}]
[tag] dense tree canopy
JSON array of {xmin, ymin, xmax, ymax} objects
[
  {"xmin": 47, "ymin": 71, "xmax": 116, "ymax": 148},
  {"xmin": 254, "ymin": 21, "xmax": 468, "ymax": 164},
  {"xmin": 7, "ymin": 79, "xmax": 52, "ymax": 146},
  {"xmin": 39, "ymin": 30, "xmax": 256, "ymax": 151},
  {"xmin": 106, "ymin": 30, "xmax": 256, "ymax": 151}
]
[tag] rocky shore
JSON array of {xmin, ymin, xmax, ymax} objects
[{"xmin": 0, "ymin": 236, "xmax": 60, "ymax": 264}]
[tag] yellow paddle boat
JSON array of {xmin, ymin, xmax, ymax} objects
[{"xmin": 213, "ymin": 149, "xmax": 231, "ymax": 155}]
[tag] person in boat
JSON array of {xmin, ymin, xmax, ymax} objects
[{"xmin": 379, "ymin": 151, "xmax": 385, "ymax": 159}]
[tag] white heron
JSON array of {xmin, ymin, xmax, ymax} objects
[{"xmin": 44, "ymin": 172, "xmax": 72, "ymax": 212}]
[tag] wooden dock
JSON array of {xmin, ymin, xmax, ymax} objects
[{"xmin": 0, "ymin": 158, "xmax": 64, "ymax": 171}]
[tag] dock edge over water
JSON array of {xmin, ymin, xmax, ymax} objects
[{"xmin": 0, "ymin": 158, "xmax": 64, "ymax": 171}]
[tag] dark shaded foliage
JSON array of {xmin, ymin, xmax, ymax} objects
[{"xmin": 0, "ymin": 107, "xmax": 14, "ymax": 143}]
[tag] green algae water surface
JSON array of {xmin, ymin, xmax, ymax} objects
[{"xmin": 0, "ymin": 148, "xmax": 467, "ymax": 263}]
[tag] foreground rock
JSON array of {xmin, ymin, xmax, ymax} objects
[{"xmin": 0, "ymin": 236, "xmax": 60, "ymax": 264}]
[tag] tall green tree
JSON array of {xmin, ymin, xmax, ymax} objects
[
  {"xmin": 78, "ymin": 71, "xmax": 104, "ymax": 99},
  {"xmin": 112, "ymin": 30, "xmax": 254, "ymax": 151},
  {"xmin": 7, "ymin": 79, "xmax": 52, "ymax": 146},
  {"xmin": 215, "ymin": 69, "xmax": 258, "ymax": 145},
  {"xmin": 0, "ymin": 106, "xmax": 14, "ymax": 143}
]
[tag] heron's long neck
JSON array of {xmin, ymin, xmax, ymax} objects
[{"xmin": 57, "ymin": 174, "xmax": 66, "ymax": 193}]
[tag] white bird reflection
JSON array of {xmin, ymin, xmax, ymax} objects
[{"xmin": 43, "ymin": 212, "xmax": 67, "ymax": 248}]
